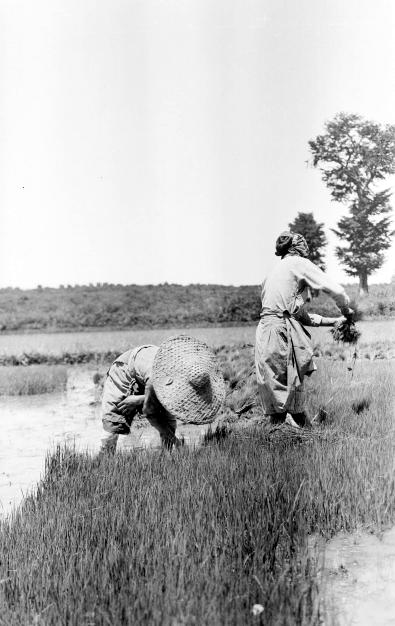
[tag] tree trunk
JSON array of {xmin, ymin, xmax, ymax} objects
[{"xmin": 358, "ymin": 271, "xmax": 369, "ymax": 296}]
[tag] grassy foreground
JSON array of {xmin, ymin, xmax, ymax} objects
[{"xmin": 0, "ymin": 357, "xmax": 394, "ymax": 625}]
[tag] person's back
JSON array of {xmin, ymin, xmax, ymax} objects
[
  {"xmin": 260, "ymin": 256, "xmax": 306, "ymax": 317},
  {"xmin": 113, "ymin": 345, "xmax": 159, "ymax": 387},
  {"xmin": 260, "ymin": 254, "xmax": 348, "ymax": 317}
]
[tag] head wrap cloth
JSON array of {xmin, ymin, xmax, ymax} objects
[{"xmin": 275, "ymin": 231, "xmax": 309, "ymax": 259}]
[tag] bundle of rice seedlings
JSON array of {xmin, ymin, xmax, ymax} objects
[
  {"xmin": 351, "ymin": 398, "xmax": 371, "ymax": 414},
  {"xmin": 330, "ymin": 319, "xmax": 361, "ymax": 344},
  {"xmin": 202, "ymin": 424, "xmax": 232, "ymax": 444},
  {"xmin": 312, "ymin": 407, "xmax": 328, "ymax": 424},
  {"xmin": 233, "ymin": 422, "xmax": 319, "ymax": 446}
]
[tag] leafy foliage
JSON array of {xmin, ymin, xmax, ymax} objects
[
  {"xmin": 309, "ymin": 112, "xmax": 395, "ymax": 202},
  {"xmin": 0, "ymin": 281, "xmax": 394, "ymax": 333},
  {"xmin": 0, "ymin": 284, "xmax": 262, "ymax": 331},
  {"xmin": 332, "ymin": 190, "xmax": 394, "ymax": 280},
  {"xmin": 309, "ymin": 112, "xmax": 395, "ymax": 291},
  {"xmin": 288, "ymin": 212, "xmax": 327, "ymax": 270}
]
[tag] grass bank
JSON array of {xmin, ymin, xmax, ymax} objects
[
  {"xmin": 0, "ymin": 365, "xmax": 67, "ymax": 395},
  {"xmin": 0, "ymin": 359, "xmax": 393, "ymax": 625}
]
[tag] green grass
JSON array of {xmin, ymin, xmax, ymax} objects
[
  {"xmin": 0, "ymin": 353, "xmax": 393, "ymax": 625},
  {"xmin": 0, "ymin": 365, "xmax": 68, "ymax": 395}
]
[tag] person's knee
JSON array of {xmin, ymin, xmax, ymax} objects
[{"xmin": 102, "ymin": 418, "xmax": 130, "ymax": 435}]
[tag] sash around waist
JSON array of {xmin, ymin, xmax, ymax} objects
[{"xmin": 260, "ymin": 310, "xmax": 293, "ymax": 320}]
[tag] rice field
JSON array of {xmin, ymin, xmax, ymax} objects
[
  {"xmin": 0, "ymin": 341, "xmax": 393, "ymax": 625},
  {"xmin": 0, "ymin": 320, "xmax": 393, "ymax": 364},
  {"xmin": 0, "ymin": 365, "xmax": 68, "ymax": 396}
]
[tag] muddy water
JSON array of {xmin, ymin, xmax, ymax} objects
[
  {"xmin": 318, "ymin": 527, "xmax": 395, "ymax": 625},
  {"xmin": 0, "ymin": 368, "xmax": 213, "ymax": 516}
]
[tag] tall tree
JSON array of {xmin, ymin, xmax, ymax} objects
[
  {"xmin": 309, "ymin": 112, "xmax": 395, "ymax": 294},
  {"xmin": 288, "ymin": 212, "xmax": 327, "ymax": 270}
]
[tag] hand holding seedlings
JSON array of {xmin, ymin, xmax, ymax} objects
[{"xmin": 331, "ymin": 317, "xmax": 361, "ymax": 344}]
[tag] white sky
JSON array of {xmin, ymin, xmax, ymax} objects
[{"xmin": 1, "ymin": 0, "xmax": 394, "ymax": 288}]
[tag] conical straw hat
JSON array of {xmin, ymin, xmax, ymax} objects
[{"xmin": 151, "ymin": 335, "xmax": 226, "ymax": 424}]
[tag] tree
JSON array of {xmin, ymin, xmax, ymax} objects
[
  {"xmin": 288, "ymin": 212, "xmax": 327, "ymax": 270},
  {"xmin": 309, "ymin": 112, "xmax": 395, "ymax": 294}
]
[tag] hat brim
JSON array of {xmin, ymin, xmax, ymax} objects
[{"xmin": 151, "ymin": 335, "xmax": 226, "ymax": 424}]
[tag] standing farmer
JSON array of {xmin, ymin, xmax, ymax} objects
[
  {"xmin": 255, "ymin": 232, "xmax": 353, "ymax": 427},
  {"xmin": 101, "ymin": 335, "xmax": 225, "ymax": 453}
]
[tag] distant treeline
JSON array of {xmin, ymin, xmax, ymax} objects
[{"xmin": 0, "ymin": 282, "xmax": 393, "ymax": 332}]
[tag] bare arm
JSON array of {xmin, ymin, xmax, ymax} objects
[
  {"xmin": 295, "ymin": 309, "xmax": 322, "ymax": 327},
  {"xmin": 117, "ymin": 394, "xmax": 145, "ymax": 416},
  {"xmin": 297, "ymin": 258, "xmax": 352, "ymax": 315},
  {"xmin": 320, "ymin": 315, "xmax": 345, "ymax": 327},
  {"xmin": 295, "ymin": 307, "xmax": 346, "ymax": 328}
]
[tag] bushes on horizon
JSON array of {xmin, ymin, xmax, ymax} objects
[{"xmin": 0, "ymin": 282, "xmax": 393, "ymax": 332}]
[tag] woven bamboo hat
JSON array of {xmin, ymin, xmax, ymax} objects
[{"xmin": 151, "ymin": 335, "xmax": 226, "ymax": 424}]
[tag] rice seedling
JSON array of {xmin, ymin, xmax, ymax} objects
[
  {"xmin": 0, "ymin": 336, "xmax": 395, "ymax": 626},
  {"xmin": 0, "ymin": 320, "xmax": 392, "ymax": 360},
  {"xmin": 351, "ymin": 398, "xmax": 371, "ymax": 414},
  {"xmin": 312, "ymin": 407, "xmax": 328, "ymax": 424},
  {"xmin": 330, "ymin": 319, "xmax": 361, "ymax": 344},
  {"xmin": 0, "ymin": 365, "xmax": 67, "ymax": 395},
  {"xmin": 0, "ymin": 352, "xmax": 393, "ymax": 625},
  {"xmin": 202, "ymin": 423, "xmax": 232, "ymax": 444}
]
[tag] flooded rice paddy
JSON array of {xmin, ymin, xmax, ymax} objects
[
  {"xmin": 1, "ymin": 320, "xmax": 393, "ymax": 515},
  {"xmin": 0, "ymin": 320, "xmax": 393, "ymax": 355},
  {"xmin": 0, "ymin": 367, "xmax": 214, "ymax": 516},
  {"xmin": 0, "ymin": 321, "xmax": 394, "ymax": 624}
]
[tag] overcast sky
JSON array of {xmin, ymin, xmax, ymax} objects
[{"xmin": 1, "ymin": 0, "xmax": 394, "ymax": 288}]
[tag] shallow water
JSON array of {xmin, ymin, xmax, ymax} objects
[
  {"xmin": 0, "ymin": 367, "xmax": 213, "ymax": 516},
  {"xmin": 318, "ymin": 527, "xmax": 395, "ymax": 625},
  {"xmin": 0, "ymin": 320, "xmax": 392, "ymax": 355}
]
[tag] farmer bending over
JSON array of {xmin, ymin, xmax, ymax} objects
[
  {"xmin": 255, "ymin": 231, "xmax": 354, "ymax": 428},
  {"xmin": 101, "ymin": 335, "xmax": 225, "ymax": 453}
]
